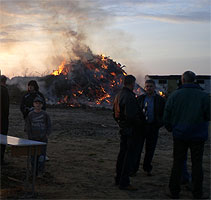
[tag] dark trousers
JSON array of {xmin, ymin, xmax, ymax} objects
[
  {"xmin": 1, "ymin": 118, "xmax": 9, "ymax": 163},
  {"xmin": 181, "ymin": 155, "xmax": 191, "ymax": 183},
  {"xmin": 31, "ymin": 145, "xmax": 47, "ymax": 176},
  {"xmin": 169, "ymin": 139, "xmax": 205, "ymax": 198},
  {"xmin": 115, "ymin": 128, "xmax": 138, "ymax": 187},
  {"xmin": 133, "ymin": 124, "xmax": 158, "ymax": 173}
]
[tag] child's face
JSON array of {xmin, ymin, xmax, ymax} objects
[{"xmin": 33, "ymin": 101, "xmax": 43, "ymax": 110}]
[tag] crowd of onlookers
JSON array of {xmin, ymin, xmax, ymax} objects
[
  {"xmin": 1, "ymin": 70, "xmax": 210, "ymax": 199},
  {"xmin": 113, "ymin": 71, "xmax": 210, "ymax": 199}
]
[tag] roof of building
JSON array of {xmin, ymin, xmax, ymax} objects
[{"xmin": 146, "ymin": 75, "xmax": 211, "ymax": 80}]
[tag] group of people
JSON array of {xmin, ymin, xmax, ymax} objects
[
  {"xmin": 0, "ymin": 71, "xmax": 210, "ymax": 199},
  {"xmin": 1, "ymin": 78, "xmax": 51, "ymax": 176},
  {"xmin": 113, "ymin": 71, "xmax": 210, "ymax": 199}
]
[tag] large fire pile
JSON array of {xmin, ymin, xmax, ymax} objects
[{"xmin": 45, "ymin": 54, "xmax": 144, "ymax": 107}]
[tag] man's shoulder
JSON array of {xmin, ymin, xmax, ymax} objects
[{"xmin": 1, "ymin": 85, "xmax": 8, "ymax": 92}]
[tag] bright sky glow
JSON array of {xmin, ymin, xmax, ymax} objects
[{"xmin": 0, "ymin": 0, "xmax": 210, "ymax": 81}]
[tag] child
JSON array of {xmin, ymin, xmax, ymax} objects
[{"xmin": 26, "ymin": 96, "xmax": 51, "ymax": 176}]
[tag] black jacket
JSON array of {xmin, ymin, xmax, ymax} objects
[
  {"xmin": 1, "ymin": 85, "xmax": 10, "ymax": 133},
  {"xmin": 113, "ymin": 87, "xmax": 145, "ymax": 130},
  {"xmin": 137, "ymin": 93, "xmax": 165, "ymax": 129},
  {"xmin": 20, "ymin": 91, "xmax": 46, "ymax": 119}
]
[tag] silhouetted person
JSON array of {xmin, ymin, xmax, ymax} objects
[
  {"xmin": 163, "ymin": 71, "xmax": 210, "ymax": 199},
  {"xmin": 113, "ymin": 75, "xmax": 144, "ymax": 190},
  {"xmin": 132, "ymin": 79, "xmax": 165, "ymax": 176},
  {"xmin": 0, "ymin": 75, "xmax": 10, "ymax": 165},
  {"xmin": 20, "ymin": 80, "xmax": 46, "ymax": 119}
]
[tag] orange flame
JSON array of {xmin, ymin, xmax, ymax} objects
[
  {"xmin": 51, "ymin": 60, "xmax": 66, "ymax": 76},
  {"xmin": 101, "ymin": 54, "xmax": 106, "ymax": 61},
  {"xmin": 159, "ymin": 91, "xmax": 165, "ymax": 97}
]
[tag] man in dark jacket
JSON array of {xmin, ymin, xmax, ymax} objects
[
  {"xmin": 132, "ymin": 79, "xmax": 165, "ymax": 176},
  {"xmin": 163, "ymin": 71, "xmax": 210, "ymax": 199},
  {"xmin": 0, "ymin": 75, "xmax": 10, "ymax": 165},
  {"xmin": 113, "ymin": 75, "xmax": 144, "ymax": 190}
]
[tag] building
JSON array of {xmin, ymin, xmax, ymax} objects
[{"xmin": 146, "ymin": 75, "xmax": 211, "ymax": 96}]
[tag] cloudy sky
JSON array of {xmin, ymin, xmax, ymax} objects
[{"xmin": 0, "ymin": 0, "xmax": 210, "ymax": 80}]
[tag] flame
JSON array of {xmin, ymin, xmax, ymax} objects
[
  {"xmin": 78, "ymin": 90, "xmax": 83, "ymax": 95},
  {"xmin": 96, "ymin": 93, "xmax": 111, "ymax": 105},
  {"xmin": 123, "ymin": 71, "xmax": 127, "ymax": 76},
  {"xmin": 159, "ymin": 91, "xmax": 165, "ymax": 97},
  {"xmin": 51, "ymin": 59, "xmax": 66, "ymax": 76},
  {"xmin": 48, "ymin": 53, "xmax": 137, "ymax": 107},
  {"xmin": 101, "ymin": 54, "xmax": 106, "ymax": 61},
  {"xmin": 101, "ymin": 64, "xmax": 108, "ymax": 69}
]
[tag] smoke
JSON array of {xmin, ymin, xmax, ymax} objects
[{"xmin": 1, "ymin": 0, "xmax": 145, "ymax": 81}]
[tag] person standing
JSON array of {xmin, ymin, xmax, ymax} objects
[
  {"xmin": 20, "ymin": 80, "xmax": 46, "ymax": 121},
  {"xmin": 113, "ymin": 75, "xmax": 144, "ymax": 190},
  {"xmin": 163, "ymin": 71, "xmax": 210, "ymax": 199},
  {"xmin": 132, "ymin": 79, "xmax": 165, "ymax": 176},
  {"xmin": 0, "ymin": 75, "xmax": 10, "ymax": 165},
  {"xmin": 26, "ymin": 96, "xmax": 51, "ymax": 176}
]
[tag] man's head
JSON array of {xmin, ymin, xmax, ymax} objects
[
  {"xmin": 181, "ymin": 71, "xmax": 196, "ymax": 84},
  {"xmin": 0, "ymin": 75, "xmax": 7, "ymax": 86},
  {"xmin": 144, "ymin": 79, "xmax": 156, "ymax": 96},
  {"xmin": 33, "ymin": 96, "xmax": 43, "ymax": 111},
  {"xmin": 123, "ymin": 75, "xmax": 136, "ymax": 91},
  {"xmin": 28, "ymin": 80, "xmax": 39, "ymax": 92}
]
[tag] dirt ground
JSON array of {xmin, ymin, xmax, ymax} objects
[{"xmin": 1, "ymin": 104, "xmax": 210, "ymax": 199}]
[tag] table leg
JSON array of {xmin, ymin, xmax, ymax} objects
[
  {"xmin": 23, "ymin": 146, "xmax": 31, "ymax": 198},
  {"xmin": 32, "ymin": 146, "xmax": 38, "ymax": 196}
]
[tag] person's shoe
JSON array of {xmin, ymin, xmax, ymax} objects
[
  {"xmin": 45, "ymin": 156, "xmax": 50, "ymax": 161},
  {"xmin": 114, "ymin": 177, "xmax": 119, "ymax": 186},
  {"xmin": 165, "ymin": 189, "xmax": 180, "ymax": 199},
  {"xmin": 0, "ymin": 160, "xmax": 8, "ymax": 166},
  {"xmin": 129, "ymin": 172, "xmax": 137, "ymax": 177},
  {"xmin": 119, "ymin": 185, "xmax": 138, "ymax": 191},
  {"xmin": 146, "ymin": 171, "xmax": 152, "ymax": 176},
  {"xmin": 166, "ymin": 193, "xmax": 180, "ymax": 199},
  {"xmin": 181, "ymin": 179, "xmax": 190, "ymax": 185},
  {"xmin": 114, "ymin": 181, "xmax": 119, "ymax": 186},
  {"xmin": 193, "ymin": 194, "xmax": 210, "ymax": 199}
]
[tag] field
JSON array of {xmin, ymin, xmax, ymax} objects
[{"xmin": 0, "ymin": 104, "xmax": 210, "ymax": 199}]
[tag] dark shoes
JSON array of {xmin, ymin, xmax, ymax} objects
[
  {"xmin": 0, "ymin": 160, "xmax": 8, "ymax": 166},
  {"xmin": 166, "ymin": 192, "xmax": 180, "ymax": 199},
  {"xmin": 129, "ymin": 172, "xmax": 137, "ymax": 177},
  {"xmin": 119, "ymin": 184, "xmax": 138, "ymax": 191},
  {"xmin": 193, "ymin": 194, "xmax": 210, "ymax": 199},
  {"xmin": 146, "ymin": 171, "xmax": 152, "ymax": 176},
  {"xmin": 166, "ymin": 188, "xmax": 180, "ymax": 199}
]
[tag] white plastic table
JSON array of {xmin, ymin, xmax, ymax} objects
[{"xmin": 0, "ymin": 134, "xmax": 46, "ymax": 197}]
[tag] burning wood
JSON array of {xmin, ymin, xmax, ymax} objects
[
  {"xmin": 7, "ymin": 54, "xmax": 144, "ymax": 108},
  {"xmin": 46, "ymin": 54, "xmax": 144, "ymax": 108}
]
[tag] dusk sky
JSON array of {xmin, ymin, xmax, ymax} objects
[{"xmin": 0, "ymin": 0, "xmax": 210, "ymax": 82}]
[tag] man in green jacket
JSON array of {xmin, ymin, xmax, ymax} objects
[{"xmin": 163, "ymin": 71, "xmax": 210, "ymax": 199}]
